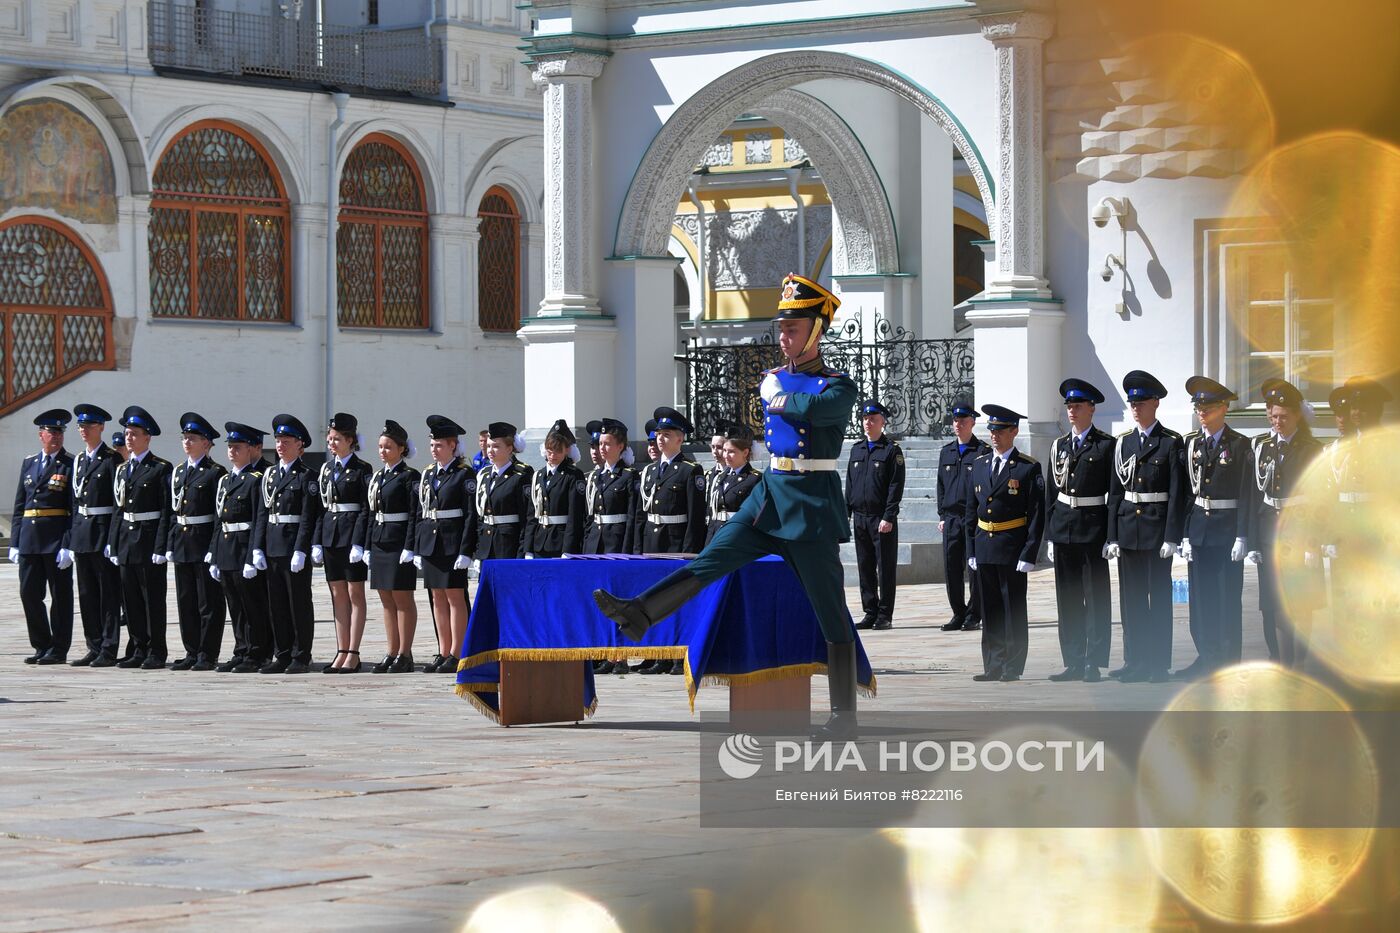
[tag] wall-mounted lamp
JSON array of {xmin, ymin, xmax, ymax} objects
[
  {"xmin": 1091, "ymin": 196, "xmax": 1131, "ymax": 228},
  {"xmin": 1099, "ymin": 253, "xmax": 1125, "ymax": 282}
]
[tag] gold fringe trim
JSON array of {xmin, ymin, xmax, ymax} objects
[
  {"xmin": 458, "ymin": 646, "xmax": 687, "ymax": 672},
  {"xmin": 685, "ymin": 664, "xmax": 879, "ymax": 711}
]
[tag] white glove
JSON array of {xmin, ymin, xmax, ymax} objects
[
  {"xmin": 56, "ymin": 548, "xmax": 74, "ymax": 570},
  {"xmin": 104, "ymin": 544, "xmax": 112, "ymax": 559},
  {"xmin": 204, "ymin": 552, "xmax": 213, "ymax": 564},
  {"xmin": 453, "ymin": 555, "xmax": 470, "ymax": 570},
  {"xmin": 208, "ymin": 564, "xmax": 221, "ymax": 582},
  {"xmin": 152, "ymin": 553, "xmax": 167, "ymax": 566},
  {"xmin": 252, "ymin": 549, "xmax": 267, "ymax": 571},
  {"xmin": 1160, "ymin": 541, "xmax": 1177, "ymax": 560},
  {"xmin": 967, "ymin": 557, "xmax": 978, "ymax": 571},
  {"xmin": 759, "ymin": 372, "xmax": 781, "ymax": 404},
  {"xmin": 525, "ymin": 553, "xmax": 536, "ymax": 560},
  {"xmin": 349, "ymin": 544, "xmax": 365, "ymax": 564},
  {"xmin": 1246, "ymin": 550, "xmax": 1262, "ymax": 565},
  {"xmin": 164, "ymin": 551, "xmax": 174, "ymax": 563},
  {"xmin": 1103, "ymin": 541, "xmax": 1120, "ymax": 560},
  {"xmin": 1304, "ymin": 551, "xmax": 1318, "ymax": 569},
  {"xmin": 242, "ymin": 563, "xmax": 257, "ymax": 580},
  {"xmin": 413, "ymin": 555, "xmax": 423, "ymax": 570},
  {"xmin": 108, "ymin": 551, "xmax": 119, "ymax": 566},
  {"xmin": 7, "ymin": 547, "xmax": 19, "ymax": 563},
  {"xmin": 362, "ymin": 547, "xmax": 372, "ymax": 565},
  {"xmin": 311, "ymin": 545, "xmax": 324, "ymax": 565},
  {"xmin": 399, "ymin": 549, "xmax": 414, "ymax": 565},
  {"xmin": 1322, "ymin": 544, "xmax": 1337, "ymax": 560},
  {"xmin": 291, "ymin": 550, "xmax": 306, "ymax": 573},
  {"xmin": 1045, "ymin": 542, "xmax": 1055, "ymax": 563},
  {"xmin": 1016, "ymin": 560, "xmax": 1034, "ymax": 573},
  {"xmin": 1231, "ymin": 538, "xmax": 1248, "ymax": 562},
  {"xmin": 1179, "ymin": 539, "xmax": 1193, "ymax": 562}
]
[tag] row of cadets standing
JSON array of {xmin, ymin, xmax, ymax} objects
[
  {"xmin": 845, "ymin": 399, "xmax": 905, "ymax": 631},
  {"xmin": 365, "ymin": 419, "xmax": 421, "ymax": 673},
  {"xmin": 109, "ymin": 405, "xmax": 174, "ymax": 668},
  {"xmin": 936, "ymin": 402, "xmax": 989, "ymax": 632},
  {"xmin": 416, "ymin": 414, "xmax": 475, "ymax": 674},
  {"xmin": 168, "ymin": 413, "xmax": 228, "ymax": 670},
  {"xmin": 471, "ymin": 421, "xmax": 534, "ymax": 563},
  {"xmin": 254, "ymin": 414, "xmax": 321, "ymax": 673},
  {"xmin": 210, "ymin": 421, "xmax": 273, "ymax": 672}
]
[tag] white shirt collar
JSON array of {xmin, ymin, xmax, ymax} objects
[
  {"xmin": 1137, "ymin": 420, "xmax": 1158, "ymax": 438},
  {"xmin": 1208, "ymin": 426, "xmax": 1226, "ymax": 444},
  {"xmin": 187, "ymin": 455, "xmax": 204, "ymax": 469},
  {"xmin": 336, "ymin": 454, "xmax": 352, "ymax": 468},
  {"xmin": 130, "ymin": 450, "xmax": 149, "ymax": 464},
  {"xmin": 1073, "ymin": 426, "xmax": 1092, "ymax": 443},
  {"xmin": 86, "ymin": 444, "xmax": 102, "ymax": 458},
  {"xmin": 279, "ymin": 457, "xmax": 297, "ymax": 470}
]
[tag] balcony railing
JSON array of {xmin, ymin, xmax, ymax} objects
[{"xmin": 148, "ymin": 2, "xmax": 443, "ymax": 98}]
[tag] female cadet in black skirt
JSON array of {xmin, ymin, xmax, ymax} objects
[
  {"xmin": 468, "ymin": 422, "xmax": 534, "ymax": 562},
  {"xmin": 315, "ymin": 413, "xmax": 371, "ymax": 673},
  {"xmin": 367, "ymin": 420, "xmax": 420, "ymax": 673},
  {"xmin": 1247, "ymin": 378, "xmax": 1323, "ymax": 669},
  {"xmin": 415, "ymin": 415, "xmax": 476, "ymax": 673},
  {"xmin": 705, "ymin": 420, "xmax": 761, "ymax": 545},
  {"xmin": 524, "ymin": 419, "xmax": 586, "ymax": 558}
]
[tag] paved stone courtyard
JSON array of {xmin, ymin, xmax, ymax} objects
[{"xmin": 0, "ymin": 560, "xmax": 1343, "ymax": 931}]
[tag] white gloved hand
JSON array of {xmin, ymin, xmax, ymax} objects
[
  {"xmin": 1179, "ymin": 539, "xmax": 1193, "ymax": 562},
  {"xmin": 1016, "ymin": 560, "xmax": 1034, "ymax": 573},
  {"xmin": 1322, "ymin": 544, "xmax": 1337, "ymax": 560},
  {"xmin": 290, "ymin": 550, "xmax": 306, "ymax": 573},
  {"xmin": 349, "ymin": 544, "xmax": 365, "ymax": 564},
  {"xmin": 204, "ymin": 552, "xmax": 213, "ymax": 564},
  {"xmin": 108, "ymin": 551, "xmax": 119, "ymax": 566},
  {"xmin": 7, "ymin": 547, "xmax": 18, "ymax": 564},
  {"xmin": 55, "ymin": 549, "xmax": 74, "ymax": 570},
  {"xmin": 208, "ymin": 564, "xmax": 221, "ymax": 582},
  {"xmin": 413, "ymin": 555, "xmax": 423, "ymax": 571},
  {"xmin": 525, "ymin": 553, "xmax": 536, "ymax": 559},
  {"xmin": 362, "ymin": 547, "xmax": 372, "ymax": 565},
  {"xmin": 1304, "ymin": 550, "xmax": 1318, "ymax": 569},
  {"xmin": 1103, "ymin": 541, "xmax": 1120, "ymax": 560},
  {"xmin": 252, "ymin": 549, "xmax": 267, "ymax": 571},
  {"xmin": 1160, "ymin": 541, "xmax": 1177, "ymax": 560},
  {"xmin": 311, "ymin": 544, "xmax": 324, "ymax": 566},
  {"xmin": 399, "ymin": 549, "xmax": 414, "ymax": 565},
  {"xmin": 1246, "ymin": 550, "xmax": 1262, "ymax": 565},
  {"xmin": 967, "ymin": 557, "xmax": 978, "ymax": 571},
  {"xmin": 453, "ymin": 555, "xmax": 470, "ymax": 570},
  {"xmin": 152, "ymin": 553, "xmax": 167, "ymax": 566},
  {"xmin": 242, "ymin": 563, "xmax": 257, "ymax": 580},
  {"xmin": 1231, "ymin": 538, "xmax": 1248, "ymax": 562},
  {"xmin": 164, "ymin": 551, "xmax": 174, "ymax": 563},
  {"xmin": 759, "ymin": 372, "xmax": 781, "ymax": 405},
  {"xmin": 104, "ymin": 544, "xmax": 112, "ymax": 560},
  {"xmin": 1045, "ymin": 542, "xmax": 1055, "ymax": 563}
]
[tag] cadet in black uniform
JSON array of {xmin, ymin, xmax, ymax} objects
[
  {"xmin": 167, "ymin": 413, "xmax": 227, "ymax": 670},
  {"xmin": 1248, "ymin": 379, "xmax": 1323, "ymax": 669},
  {"xmin": 582, "ymin": 419, "xmax": 639, "ymax": 557},
  {"xmin": 469, "ymin": 422, "xmax": 534, "ymax": 565},
  {"xmin": 69, "ymin": 404, "xmax": 122, "ymax": 666},
  {"xmin": 846, "ymin": 400, "xmax": 906, "ymax": 630},
  {"xmin": 1044, "ymin": 380, "xmax": 1115, "ymax": 682},
  {"xmin": 964, "ymin": 405, "xmax": 1045, "ymax": 682},
  {"xmin": 937, "ymin": 402, "xmax": 988, "ymax": 631},
  {"xmin": 525, "ymin": 420, "xmax": 586, "ymax": 558},
  {"xmin": 1105, "ymin": 371, "xmax": 1186, "ymax": 683},
  {"xmin": 1320, "ymin": 378, "xmax": 1391, "ymax": 624},
  {"xmin": 416, "ymin": 415, "xmax": 475, "ymax": 674},
  {"xmin": 252, "ymin": 414, "xmax": 321, "ymax": 674},
  {"xmin": 211, "ymin": 423, "xmax": 272, "ymax": 673},
  {"xmin": 314, "ymin": 413, "xmax": 372, "ymax": 674},
  {"xmin": 586, "ymin": 423, "xmax": 604, "ymax": 470},
  {"xmin": 11, "ymin": 409, "xmax": 75, "ymax": 664},
  {"xmin": 108, "ymin": 406, "xmax": 173, "ymax": 669},
  {"xmin": 1175, "ymin": 377, "xmax": 1255, "ymax": 679},
  {"xmin": 705, "ymin": 420, "xmax": 761, "ymax": 545},
  {"xmin": 367, "ymin": 420, "xmax": 420, "ymax": 674}
]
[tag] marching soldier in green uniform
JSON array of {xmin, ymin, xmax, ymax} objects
[{"xmin": 595, "ymin": 273, "xmax": 863, "ymax": 734}]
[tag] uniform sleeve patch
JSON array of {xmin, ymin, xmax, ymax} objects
[{"xmin": 695, "ymin": 475, "xmax": 706, "ymax": 490}]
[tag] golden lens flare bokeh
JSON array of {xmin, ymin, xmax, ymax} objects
[
  {"xmin": 1275, "ymin": 424, "xmax": 1400, "ymax": 686},
  {"xmin": 1137, "ymin": 663, "xmax": 1377, "ymax": 925},
  {"xmin": 462, "ymin": 885, "xmax": 621, "ymax": 933},
  {"xmin": 887, "ymin": 726, "xmax": 1159, "ymax": 931},
  {"xmin": 1227, "ymin": 133, "xmax": 1400, "ymax": 380}
]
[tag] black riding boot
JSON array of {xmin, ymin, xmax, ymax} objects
[
  {"xmin": 593, "ymin": 569, "xmax": 708, "ymax": 641},
  {"xmin": 815, "ymin": 640, "xmax": 858, "ymax": 739}
]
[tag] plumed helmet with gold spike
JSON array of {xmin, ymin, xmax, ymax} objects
[{"xmin": 774, "ymin": 273, "xmax": 839, "ymax": 330}]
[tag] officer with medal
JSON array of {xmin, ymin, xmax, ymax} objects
[
  {"xmin": 68, "ymin": 404, "xmax": 122, "ymax": 666},
  {"xmin": 633, "ymin": 406, "xmax": 706, "ymax": 558},
  {"xmin": 525, "ymin": 419, "xmax": 587, "ymax": 558},
  {"xmin": 314, "ymin": 413, "xmax": 372, "ymax": 674},
  {"xmin": 468, "ymin": 421, "xmax": 534, "ymax": 562},
  {"xmin": 251, "ymin": 414, "xmax": 320, "ymax": 673},
  {"xmin": 936, "ymin": 402, "xmax": 988, "ymax": 632},
  {"xmin": 416, "ymin": 415, "xmax": 476, "ymax": 674},
  {"xmin": 964, "ymin": 405, "xmax": 1045, "ymax": 683},
  {"xmin": 582, "ymin": 418, "xmax": 639, "ymax": 558},
  {"xmin": 366, "ymin": 420, "xmax": 421, "ymax": 674},
  {"xmin": 1175, "ymin": 377, "xmax": 1255, "ymax": 679},
  {"xmin": 595, "ymin": 273, "xmax": 864, "ymax": 733},
  {"xmin": 1247, "ymin": 379, "xmax": 1323, "ymax": 669},
  {"xmin": 1044, "ymin": 379, "xmax": 1115, "ymax": 683},
  {"xmin": 11, "ymin": 409, "xmax": 76, "ymax": 664},
  {"xmin": 1104, "ymin": 371, "xmax": 1186, "ymax": 683},
  {"xmin": 846, "ymin": 399, "xmax": 906, "ymax": 631},
  {"xmin": 108, "ymin": 406, "xmax": 173, "ymax": 669},
  {"xmin": 705, "ymin": 420, "xmax": 761, "ymax": 546},
  {"xmin": 209, "ymin": 423, "xmax": 271, "ymax": 672},
  {"xmin": 167, "ymin": 413, "xmax": 228, "ymax": 670}
]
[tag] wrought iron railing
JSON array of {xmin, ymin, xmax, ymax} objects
[
  {"xmin": 684, "ymin": 317, "xmax": 974, "ymax": 440},
  {"xmin": 148, "ymin": 2, "xmax": 444, "ymax": 98}
]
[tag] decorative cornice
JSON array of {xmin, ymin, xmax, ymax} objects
[
  {"xmin": 529, "ymin": 49, "xmax": 610, "ymax": 85},
  {"xmin": 977, "ymin": 12, "xmax": 1054, "ymax": 43}
]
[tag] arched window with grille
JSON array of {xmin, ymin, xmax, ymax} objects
[
  {"xmin": 149, "ymin": 121, "xmax": 291, "ymax": 322},
  {"xmin": 337, "ymin": 134, "xmax": 429, "ymax": 329},
  {"xmin": 1, "ymin": 217, "xmax": 114, "ymax": 416},
  {"xmin": 478, "ymin": 187, "xmax": 521, "ymax": 333}
]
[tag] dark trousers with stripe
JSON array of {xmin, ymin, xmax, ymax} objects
[
  {"xmin": 19, "ymin": 555, "xmax": 73, "ymax": 656},
  {"xmin": 977, "ymin": 562, "xmax": 1028, "ymax": 676},
  {"xmin": 1187, "ymin": 546, "xmax": 1242, "ymax": 668},
  {"xmin": 1117, "ymin": 548, "xmax": 1173, "ymax": 674},
  {"xmin": 1053, "ymin": 543, "xmax": 1111, "ymax": 669},
  {"xmin": 266, "ymin": 556, "xmax": 314, "ymax": 664},
  {"xmin": 75, "ymin": 551, "xmax": 122, "ymax": 658},
  {"xmin": 173, "ymin": 561, "xmax": 227, "ymax": 662}
]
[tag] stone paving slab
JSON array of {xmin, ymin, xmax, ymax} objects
[{"xmin": 1, "ymin": 819, "xmax": 201, "ymax": 844}]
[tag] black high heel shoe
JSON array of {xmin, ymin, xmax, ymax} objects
[
  {"xmin": 390, "ymin": 653, "xmax": 415, "ymax": 673},
  {"xmin": 372, "ymin": 654, "xmax": 395, "ymax": 673},
  {"xmin": 439, "ymin": 654, "xmax": 459, "ymax": 674},
  {"xmin": 424, "ymin": 654, "xmax": 445, "ymax": 673},
  {"xmin": 322, "ymin": 649, "xmax": 348, "ymax": 674},
  {"xmin": 340, "ymin": 650, "xmax": 361, "ymax": 674}
]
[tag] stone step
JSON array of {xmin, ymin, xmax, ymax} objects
[{"xmin": 839, "ymin": 540, "xmax": 944, "ymax": 586}]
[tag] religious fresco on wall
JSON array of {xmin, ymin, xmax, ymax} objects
[{"xmin": 0, "ymin": 99, "xmax": 117, "ymax": 225}]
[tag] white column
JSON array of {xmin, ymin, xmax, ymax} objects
[
  {"xmin": 531, "ymin": 50, "xmax": 608, "ymax": 316},
  {"xmin": 291, "ymin": 203, "xmax": 323, "ymax": 330},
  {"xmin": 607, "ymin": 257, "xmax": 678, "ymax": 431},
  {"xmin": 428, "ymin": 213, "xmax": 462, "ymax": 331},
  {"xmin": 979, "ymin": 11, "xmax": 1054, "ymax": 299}
]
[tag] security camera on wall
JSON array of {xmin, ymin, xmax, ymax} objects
[
  {"xmin": 1100, "ymin": 253, "xmax": 1124, "ymax": 282},
  {"xmin": 1092, "ymin": 197, "xmax": 1129, "ymax": 228}
]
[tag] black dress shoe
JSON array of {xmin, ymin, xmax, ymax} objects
[
  {"xmin": 37, "ymin": 654, "xmax": 67, "ymax": 665},
  {"xmin": 940, "ymin": 618, "xmax": 965, "ymax": 631},
  {"xmin": 592, "ymin": 660, "xmax": 609, "ymax": 673},
  {"xmin": 1108, "ymin": 665, "xmax": 1132, "ymax": 679},
  {"xmin": 338, "ymin": 650, "xmax": 362, "ymax": 674},
  {"xmin": 91, "ymin": 655, "xmax": 118, "ymax": 668},
  {"xmin": 962, "ymin": 620, "xmax": 982, "ymax": 631},
  {"xmin": 1082, "ymin": 666, "xmax": 1102, "ymax": 683},
  {"xmin": 322, "ymin": 649, "xmax": 348, "ymax": 673},
  {"xmin": 1148, "ymin": 670, "xmax": 1171, "ymax": 683},
  {"xmin": 140, "ymin": 656, "xmax": 166, "ymax": 670},
  {"xmin": 216, "ymin": 658, "xmax": 241, "ymax": 673},
  {"xmin": 170, "ymin": 656, "xmax": 196, "ymax": 671},
  {"xmin": 117, "ymin": 655, "xmax": 146, "ymax": 669},
  {"xmin": 232, "ymin": 660, "xmax": 263, "ymax": 673},
  {"xmin": 424, "ymin": 654, "xmax": 445, "ymax": 673},
  {"xmin": 191, "ymin": 660, "xmax": 216, "ymax": 671},
  {"xmin": 284, "ymin": 661, "xmax": 310, "ymax": 674},
  {"xmin": 1048, "ymin": 667, "xmax": 1083, "ymax": 682},
  {"xmin": 70, "ymin": 651, "xmax": 98, "ymax": 667},
  {"xmin": 637, "ymin": 659, "xmax": 664, "ymax": 675},
  {"xmin": 614, "ymin": 660, "xmax": 631, "ymax": 675},
  {"xmin": 23, "ymin": 652, "xmax": 44, "ymax": 664},
  {"xmin": 972, "ymin": 671, "xmax": 1001, "ymax": 682},
  {"xmin": 259, "ymin": 658, "xmax": 290, "ymax": 674},
  {"xmin": 372, "ymin": 654, "xmax": 395, "ymax": 674},
  {"xmin": 1172, "ymin": 660, "xmax": 1207, "ymax": 681},
  {"xmin": 1000, "ymin": 671, "xmax": 1020, "ymax": 682},
  {"xmin": 668, "ymin": 659, "xmax": 685, "ymax": 674},
  {"xmin": 872, "ymin": 617, "xmax": 893, "ymax": 631},
  {"xmin": 854, "ymin": 616, "xmax": 876, "ymax": 630},
  {"xmin": 390, "ymin": 654, "xmax": 415, "ymax": 673},
  {"xmin": 439, "ymin": 655, "xmax": 458, "ymax": 674}
]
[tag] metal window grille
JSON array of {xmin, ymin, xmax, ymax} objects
[
  {"xmin": 477, "ymin": 188, "xmax": 520, "ymax": 333},
  {"xmin": 337, "ymin": 135, "xmax": 429, "ymax": 329}
]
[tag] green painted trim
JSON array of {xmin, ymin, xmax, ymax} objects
[
  {"xmin": 605, "ymin": 254, "xmax": 680, "ymax": 262},
  {"xmin": 525, "ymin": 45, "xmax": 614, "ymax": 61},
  {"xmin": 969, "ymin": 239, "xmax": 994, "ymax": 246},
  {"xmin": 529, "ymin": 30, "xmax": 611, "ymax": 42},
  {"xmin": 520, "ymin": 312, "xmax": 618, "ymax": 324}
]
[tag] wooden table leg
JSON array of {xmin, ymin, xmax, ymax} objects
[
  {"xmin": 729, "ymin": 675, "xmax": 811, "ymax": 716},
  {"xmin": 498, "ymin": 660, "xmax": 587, "ymax": 726}
]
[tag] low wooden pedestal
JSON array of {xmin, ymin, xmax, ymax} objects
[
  {"xmin": 729, "ymin": 675, "xmax": 811, "ymax": 717},
  {"xmin": 498, "ymin": 660, "xmax": 586, "ymax": 726}
]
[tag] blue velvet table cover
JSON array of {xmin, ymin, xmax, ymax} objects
[{"xmin": 454, "ymin": 555, "xmax": 875, "ymax": 722}]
